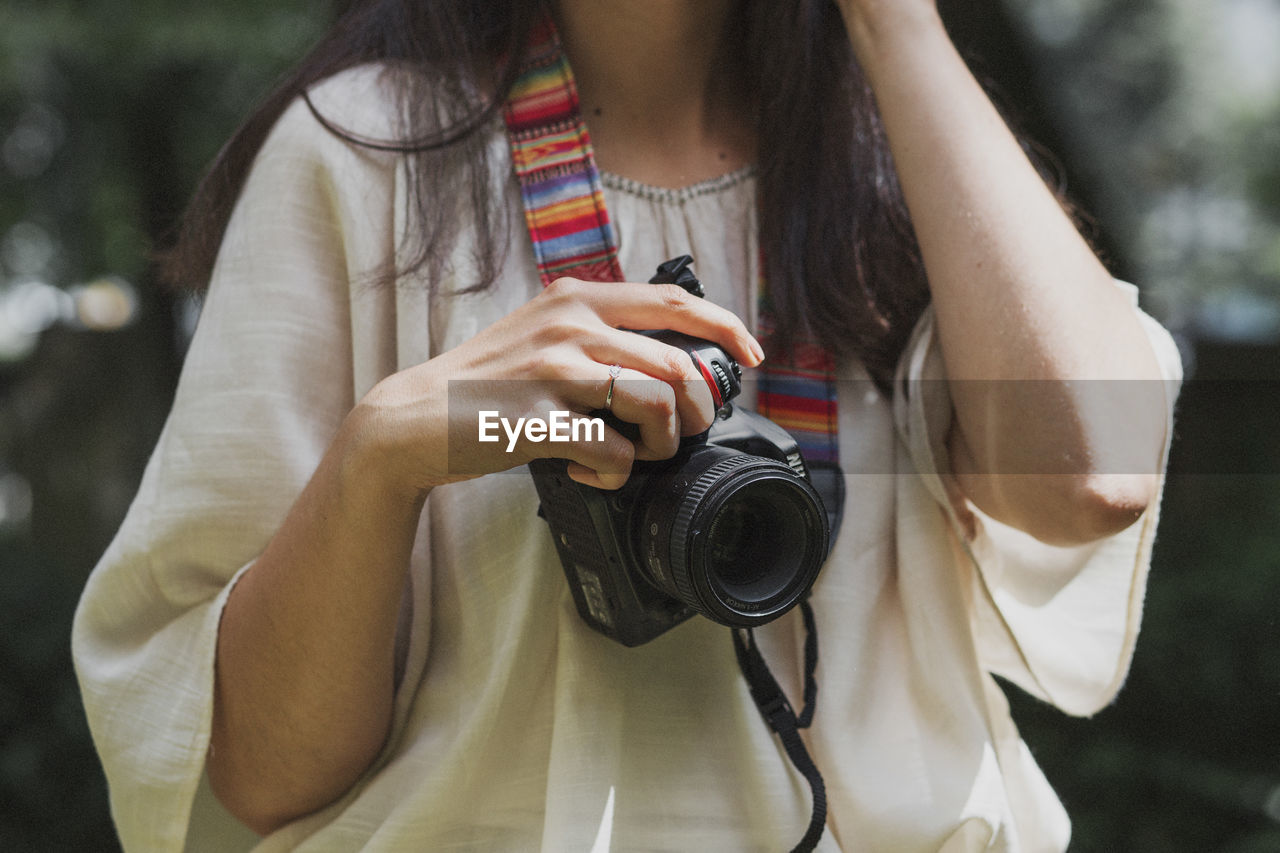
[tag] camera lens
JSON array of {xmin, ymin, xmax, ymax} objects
[
  {"xmin": 705, "ymin": 480, "xmax": 810, "ymax": 603},
  {"xmin": 635, "ymin": 448, "xmax": 829, "ymax": 627}
]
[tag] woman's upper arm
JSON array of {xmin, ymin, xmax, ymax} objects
[{"xmin": 71, "ymin": 74, "xmax": 403, "ymax": 851}]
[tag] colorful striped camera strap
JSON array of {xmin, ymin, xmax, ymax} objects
[{"xmin": 502, "ymin": 14, "xmax": 839, "ymax": 469}]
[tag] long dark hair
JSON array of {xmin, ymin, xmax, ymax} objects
[{"xmin": 161, "ymin": 0, "xmax": 947, "ymax": 382}]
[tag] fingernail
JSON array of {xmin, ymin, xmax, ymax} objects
[{"xmin": 751, "ymin": 338, "xmax": 765, "ymax": 364}]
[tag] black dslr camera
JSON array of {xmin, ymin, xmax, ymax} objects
[{"xmin": 529, "ymin": 257, "xmax": 837, "ymax": 646}]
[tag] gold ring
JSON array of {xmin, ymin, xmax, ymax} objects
[{"xmin": 604, "ymin": 364, "xmax": 622, "ymax": 410}]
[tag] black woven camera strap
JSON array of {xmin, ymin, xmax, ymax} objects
[{"xmin": 732, "ymin": 600, "xmax": 827, "ymax": 853}]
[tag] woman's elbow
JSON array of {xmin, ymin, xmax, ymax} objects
[
  {"xmin": 206, "ymin": 750, "xmax": 308, "ymax": 838},
  {"xmin": 205, "ymin": 718, "xmax": 386, "ymax": 837},
  {"xmin": 1079, "ymin": 472, "xmax": 1158, "ymax": 537},
  {"xmin": 1028, "ymin": 473, "xmax": 1158, "ymax": 547}
]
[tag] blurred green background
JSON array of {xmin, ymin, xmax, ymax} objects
[{"xmin": 1, "ymin": 0, "xmax": 1277, "ymax": 850}]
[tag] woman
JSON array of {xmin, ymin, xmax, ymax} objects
[{"xmin": 73, "ymin": 0, "xmax": 1181, "ymax": 850}]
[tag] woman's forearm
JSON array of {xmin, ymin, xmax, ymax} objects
[
  {"xmin": 839, "ymin": 4, "xmax": 1168, "ymax": 544},
  {"xmin": 205, "ymin": 275, "xmax": 764, "ymax": 834},
  {"xmin": 208, "ymin": 402, "xmax": 426, "ymax": 835}
]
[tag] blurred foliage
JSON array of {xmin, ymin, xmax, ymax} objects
[
  {"xmin": 0, "ymin": 0, "xmax": 322, "ymax": 287},
  {"xmin": 0, "ymin": 0, "xmax": 1277, "ymax": 851},
  {"xmin": 1005, "ymin": 0, "xmax": 1280, "ymax": 333},
  {"xmin": 0, "ymin": 1, "xmax": 323, "ymax": 849}
]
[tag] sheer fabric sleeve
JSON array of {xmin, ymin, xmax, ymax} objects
[
  {"xmin": 892, "ymin": 281, "xmax": 1184, "ymax": 716},
  {"xmin": 70, "ymin": 73, "xmax": 400, "ymax": 852}
]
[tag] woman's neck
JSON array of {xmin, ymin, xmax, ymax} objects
[{"xmin": 552, "ymin": 0, "xmax": 755, "ymax": 188}]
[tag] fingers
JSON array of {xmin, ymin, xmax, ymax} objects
[
  {"xmin": 519, "ymin": 369, "xmax": 682, "ymax": 464},
  {"xmin": 578, "ymin": 333, "xmax": 718, "ymax": 438},
  {"xmin": 565, "ymin": 461, "xmax": 626, "ymax": 491},
  {"xmin": 599, "ymin": 371, "xmax": 682, "ymax": 460},
  {"xmin": 541, "ymin": 281, "xmax": 745, "ymax": 437},
  {"xmin": 516, "ymin": 406, "xmax": 636, "ymax": 490},
  {"xmin": 545, "ymin": 278, "xmax": 765, "ymax": 369}
]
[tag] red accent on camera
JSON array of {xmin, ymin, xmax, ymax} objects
[{"xmin": 690, "ymin": 352, "xmax": 724, "ymax": 409}]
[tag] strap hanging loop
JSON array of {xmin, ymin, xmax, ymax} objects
[{"xmin": 733, "ymin": 601, "xmax": 827, "ymax": 853}]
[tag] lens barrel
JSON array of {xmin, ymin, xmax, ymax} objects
[{"xmin": 635, "ymin": 446, "xmax": 829, "ymax": 627}]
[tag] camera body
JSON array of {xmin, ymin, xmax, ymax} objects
[{"xmin": 530, "ymin": 327, "xmax": 832, "ymax": 646}]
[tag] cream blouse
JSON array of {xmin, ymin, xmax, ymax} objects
[{"xmin": 72, "ymin": 68, "xmax": 1183, "ymax": 852}]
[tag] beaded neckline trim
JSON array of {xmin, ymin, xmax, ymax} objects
[{"xmin": 600, "ymin": 165, "xmax": 756, "ymax": 204}]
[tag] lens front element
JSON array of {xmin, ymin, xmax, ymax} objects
[{"xmin": 706, "ymin": 478, "xmax": 813, "ymax": 604}]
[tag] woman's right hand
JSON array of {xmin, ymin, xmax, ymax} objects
[{"xmin": 353, "ymin": 276, "xmax": 765, "ymax": 495}]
